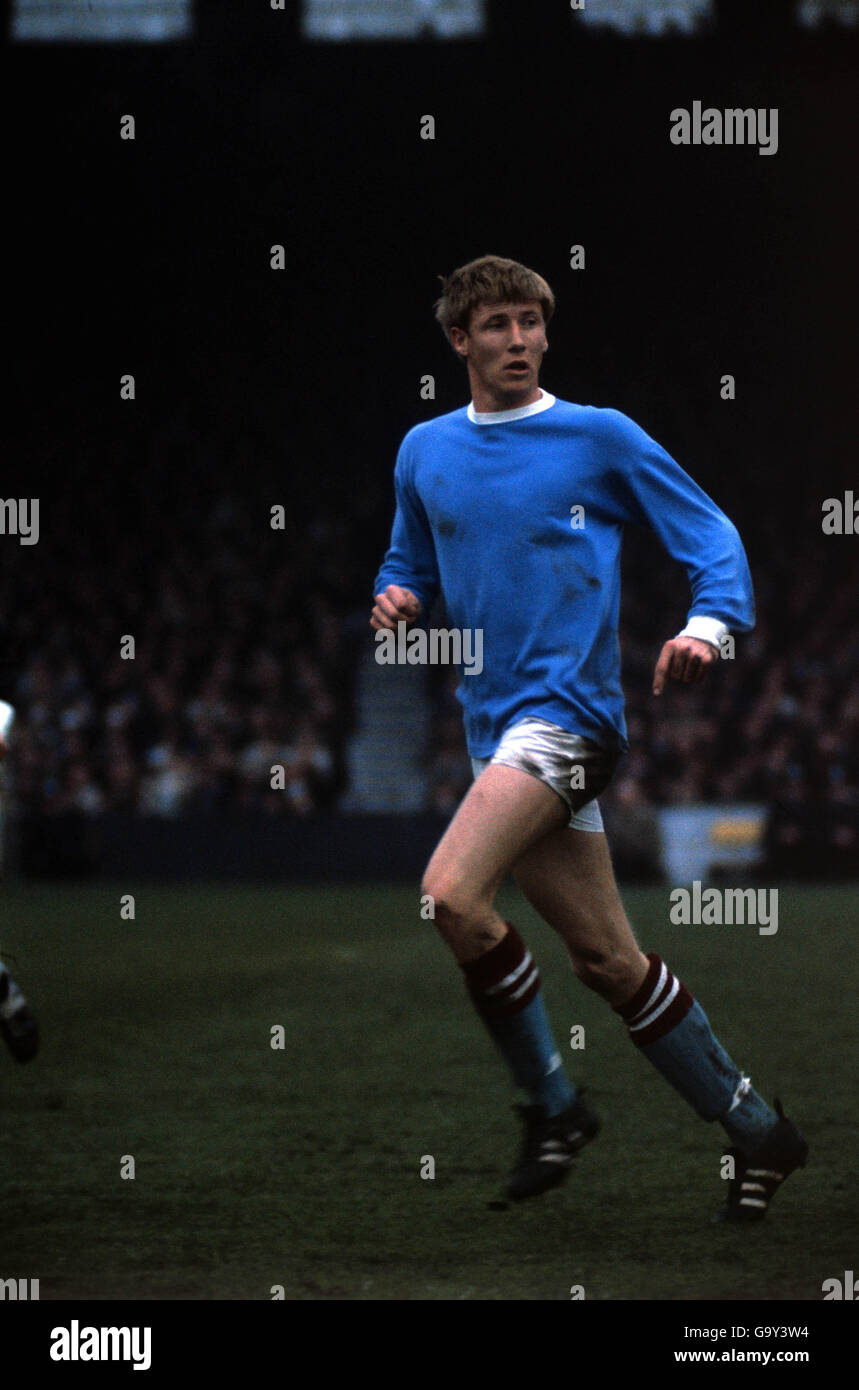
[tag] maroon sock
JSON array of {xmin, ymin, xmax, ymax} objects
[
  {"xmin": 613, "ymin": 951, "xmax": 694, "ymax": 1046},
  {"xmin": 460, "ymin": 922, "xmax": 541, "ymax": 1018}
]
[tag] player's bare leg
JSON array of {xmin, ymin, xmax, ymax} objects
[
  {"xmin": 421, "ymin": 764, "xmax": 600, "ymax": 1201},
  {"xmin": 512, "ymin": 827, "xmax": 648, "ymax": 1005},
  {"xmin": 513, "ymin": 827, "xmax": 808, "ymax": 1219},
  {"xmin": 422, "ymin": 762, "xmax": 568, "ymax": 962}
]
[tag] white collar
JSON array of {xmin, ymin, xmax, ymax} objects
[{"xmin": 467, "ymin": 388, "xmax": 556, "ymax": 425}]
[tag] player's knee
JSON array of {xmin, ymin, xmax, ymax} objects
[
  {"xmin": 570, "ymin": 946, "xmax": 640, "ymax": 1001},
  {"xmin": 421, "ymin": 874, "xmax": 488, "ymax": 943},
  {"xmin": 421, "ymin": 870, "xmax": 463, "ymax": 920}
]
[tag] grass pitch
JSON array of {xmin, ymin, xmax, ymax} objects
[{"xmin": 1, "ymin": 880, "xmax": 855, "ymax": 1300}]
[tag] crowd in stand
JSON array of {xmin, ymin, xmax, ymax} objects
[{"xmin": 1, "ymin": 410, "xmax": 368, "ymax": 825}]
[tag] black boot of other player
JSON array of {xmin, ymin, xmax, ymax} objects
[
  {"xmin": 716, "ymin": 1099, "xmax": 808, "ymax": 1222},
  {"xmin": 505, "ymin": 1093, "xmax": 600, "ymax": 1202},
  {"xmin": 0, "ymin": 969, "xmax": 39, "ymax": 1063}
]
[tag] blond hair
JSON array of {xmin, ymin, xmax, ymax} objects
[{"xmin": 433, "ymin": 254, "xmax": 555, "ymax": 346}]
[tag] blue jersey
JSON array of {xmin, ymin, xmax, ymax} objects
[{"xmin": 373, "ymin": 392, "xmax": 754, "ymax": 758}]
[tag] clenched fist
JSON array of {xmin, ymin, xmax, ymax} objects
[{"xmin": 370, "ymin": 584, "xmax": 422, "ymax": 632}]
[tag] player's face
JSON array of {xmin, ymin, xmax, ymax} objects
[{"xmin": 452, "ymin": 300, "xmax": 548, "ymax": 411}]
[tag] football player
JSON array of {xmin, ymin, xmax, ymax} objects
[{"xmin": 371, "ymin": 255, "xmax": 807, "ymax": 1220}]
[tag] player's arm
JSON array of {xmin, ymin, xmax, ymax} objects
[
  {"xmin": 371, "ymin": 442, "xmax": 440, "ymax": 632},
  {"xmin": 606, "ymin": 412, "xmax": 754, "ymax": 695}
]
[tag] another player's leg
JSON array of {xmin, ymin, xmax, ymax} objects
[
  {"xmin": 512, "ymin": 827, "xmax": 808, "ymax": 1220},
  {"xmin": 0, "ymin": 966, "xmax": 39, "ymax": 1062},
  {"xmin": 421, "ymin": 763, "xmax": 598, "ymax": 1200}
]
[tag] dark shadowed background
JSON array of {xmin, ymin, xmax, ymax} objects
[{"xmin": 3, "ymin": 0, "xmax": 857, "ymax": 880}]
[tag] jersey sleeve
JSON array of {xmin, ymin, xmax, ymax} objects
[
  {"xmin": 605, "ymin": 409, "xmax": 755, "ymax": 633},
  {"xmin": 372, "ymin": 435, "xmax": 441, "ymax": 615}
]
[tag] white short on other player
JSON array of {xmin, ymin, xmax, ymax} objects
[{"xmin": 0, "ymin": 701, "xmax": 14, "ymax": 759}]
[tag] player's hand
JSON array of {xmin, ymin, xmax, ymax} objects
[
  {"xmin": 652, "ymin": 636, "xmax": 719, "ymax": 695},
  {"xmin": 370, "ymin": 585, "xmax": 422, "ymax": 631}
]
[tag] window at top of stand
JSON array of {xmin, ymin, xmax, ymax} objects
[
  {"xmin": 301, "ymin": 0, "xmax": 485, "ymax": 41},
  {"xmin": 11, "ymin": 0, "xmax": 193, "ymax": 43}
]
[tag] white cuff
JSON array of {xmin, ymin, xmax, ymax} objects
[{"xmin": 676, "ymin": 616, "xmax": 728, "ymax": 650}]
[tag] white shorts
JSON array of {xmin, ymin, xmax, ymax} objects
[{"xmin": 470, "ymin": 717, "xmax": 620, "ymax": 832}]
